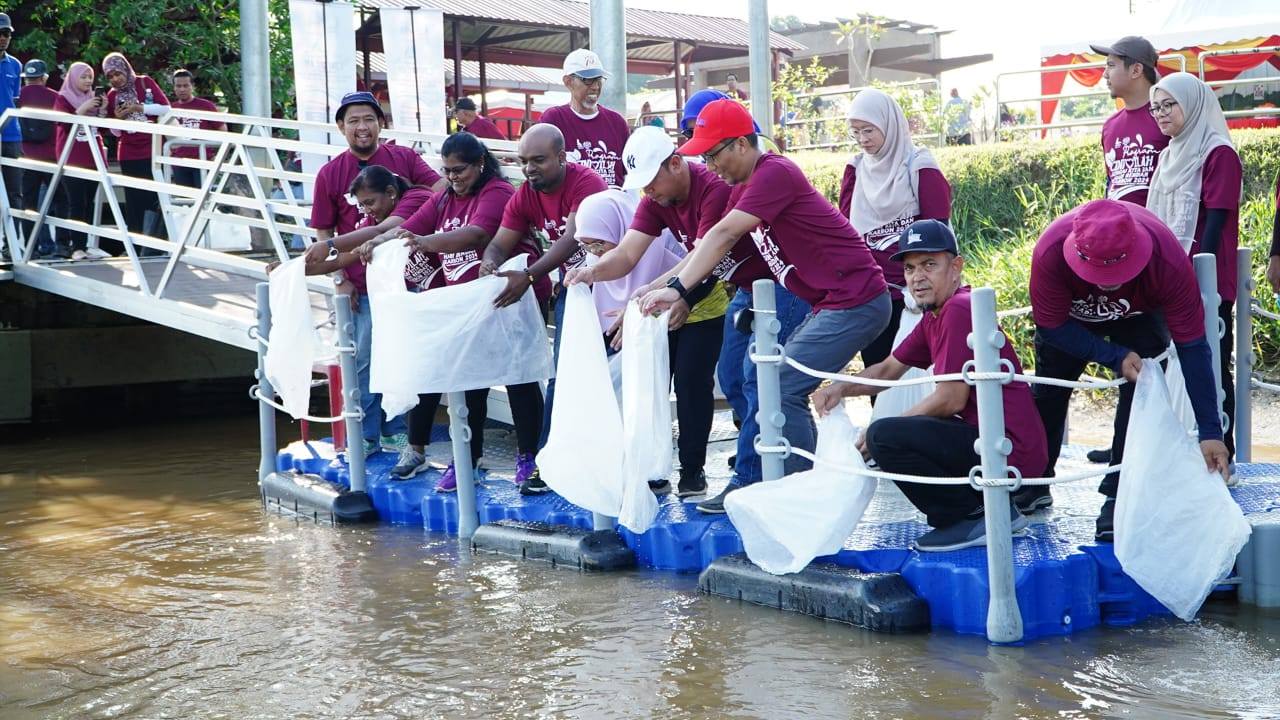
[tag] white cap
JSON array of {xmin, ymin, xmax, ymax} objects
[
  {"xmin": 562, "ymin": 48, "xmax": 608, "ymax": 79},
  {"xmin": 621, "ymin": 126, "xmax": 676, "ymax": 191}
]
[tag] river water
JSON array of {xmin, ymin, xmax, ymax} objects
[{"xmin": 3, "ymin": 416, "xmax": 1280, "ymax": 720}]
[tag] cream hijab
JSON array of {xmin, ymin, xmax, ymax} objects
[
  {"xmin": 845, "ymin": 88, "xmax": 940, "ymax": 234},
  {"xmin": 1145, "ymin": 72, "xmax": 1235, "ymax": 253}
]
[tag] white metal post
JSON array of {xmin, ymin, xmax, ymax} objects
[
  {"xmin": 255, "ymin": 282, "xmax": 277, "ymax": 484},
  {"xmin": 1194, "ymin": 253, "xmax": 1226, "ymax": 431},
  {"xmin": 751, "ymin": 278, "xmax": 786, "ymax": 481},
  {"xmin": 747, "ymin": 0, "xmax": 773, "ymax": 137},
  {"xmin": 1235, "ymin": 248, "xmax": 1253, "ymax": 463},
  {"xmin": 448, "ymin": 391, "xmax": 480, "ymax": 539},
  {"xmin": 240, "ymin": 0, "xmax": 272, "ymax": 117},
  {"xmin": 970, "ymin": 287, "xmax": 1023, "ymax": 644},
  {"xmin": 589, "ymin": 0, "xmax": 628, "ymax": 115},
  {"xmin": 334, "ymin": 296, "xmax": 366, "ymax": 493}
]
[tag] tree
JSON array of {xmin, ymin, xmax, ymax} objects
[
  {"xmin": 769, "ymin": 15, "xmax": 805, "ymax": 32},
  {"xmin": 772, "ymin": 57, "xmax": 834, "ymax": 150},
  {"xmin": 832, "ymin": 15, "xmax": 885, "ymax": 89},
  {"xmin": 8, "ymin": 0, "xmax": 295, "ymax": 118}
]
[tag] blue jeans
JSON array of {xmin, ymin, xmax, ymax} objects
[
  {"xmin": 729, "ymin": 285, "xmax": 812, "ymax": 486},
  {"xmin": 718, "ymin": 289, "xmax": 753, "ymax": 426},
  {"xmin": 353, "ymin": 294, "xmax": 407, "ymax": 441},
  {"xmin": 537, "ymin": 286, "xmax": 567, "ymax": 448}
]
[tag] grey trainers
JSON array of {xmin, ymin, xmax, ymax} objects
[
  {"xmin": 914, "ymin": 505, "xmax": 1029, "ymax": 553},
  {"xmin": 695, "ymin": 483, "xmax": 741, "ymax": 514},
  {"xmin": 1012, "ymin": 486, "xmax": 1053, "ymax": 514},
  {"xmin": 390, "ymin": 448, "xmax": 429, "ymax": 480}
]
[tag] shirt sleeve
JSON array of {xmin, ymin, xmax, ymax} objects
[
  {"xmin": 499, "ymin": 186, "xmax": 530, "ymax": 233},
  {"xmin": 1029, "ymin": 222, "xmax": 1075, "ymax": 329},
  {"xmin": 567, "ymin": 168, "xmax": 608, "ymax": 213},
  {"xmin": 468, "ymin": 182, "xmax": 514, "ymax": 237},
  {"xmin": 917, "ymin": 168, "xmax": 953, "ymax": 221},
  {"xmin": 929, "ymin": 305, "xmax": 975, "ymax": 377},
  {"xmin": 405, "ymin": 148, "xmax": 442, "ymax": 188},
  {"xmin": 890, "ymin": 318, "xmax": 932, "ymax": 369},
  {"xmin": 732, "ymin": 159, "xmax": 797, "ymax": 225},
  {"xmin": 1155, "ymin": 253, "xmax": 1208, "ymax": 344},
  {"xmin": 1200, "ymin": 146, "xmax": 1242, "ymax": 211},
  {"xmin": 391, "ymin": 189, "xmax": 431, "ymax": 220},
  {"xmin": 309, "ymin": 167, "xmax": 337, "ymax": 231},
  {"xmin": 630, "ymin": 196, "xmax": 667, "ymax": 237},
  {"xmin": 838, "ymin": 164, "xmax": 855, "ymax": 218},
  {"xmin": 399, "ymin": 194, "xmax": 442, "ymax": 235}
]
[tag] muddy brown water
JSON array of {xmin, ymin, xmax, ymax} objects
[{"xmin": 2, "ymin": 416, "xmax": 1279, "ymax": 720}]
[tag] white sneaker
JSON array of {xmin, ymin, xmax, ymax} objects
[
  {"xmin": 71, "ymin": 249, "xmax": 89, "ymax": 261},
  {"xmin": 84, "ymin": 247, "xmax": 112, "ymax": 259}
]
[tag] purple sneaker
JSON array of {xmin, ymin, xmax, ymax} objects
[
  {"xmin": 435, "ymin": 463, "xmax": 458, "ymax": 493},
  {"xmin": 515, "ymin": 453, "xmax": 537, "ymax": 485}
]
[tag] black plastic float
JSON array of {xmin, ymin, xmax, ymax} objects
[
  {"xmin": 698, "ymin": 553, "xmax": 930, "ymax": 633},
  {"xmin": 260, "ymin": 471, "xmax": 378, "ymax": 524},
  {"xmin": 470, "ymin": 520, "xmax": 636, "ymax": 571}
]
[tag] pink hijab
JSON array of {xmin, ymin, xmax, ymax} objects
[
  {"xmin": 574, "ymin": 189, "xmax": 686, "ymax": 330},
  {"xmin": 59, "ymin": 62, "xmax": 95, "ymax": 110}
]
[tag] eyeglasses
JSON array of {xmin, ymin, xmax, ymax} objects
[
  {"xmin": 0, "ymin": 30, "xmax": 11, "ymax": 37},
  {"xmin": 701, "ymin": 138, "xmax": 737, "ymax": 165},
  {"xmin": 1149, "ymin": 100, "xmax": 1178, "ymax": 117},
  {"xmin": 849, "ymin": 125, "xmax": 879, "ymax": 140},
  {"xmin": 441, "ymin": 164, "xmax": 475, "ymax": 177},
  {"xmin": 572, "ymin": 75, "xmax": 604, "ymax": 88}
]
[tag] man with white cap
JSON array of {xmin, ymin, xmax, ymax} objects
[
  {"xmin": 1028, "ymin": 198, "xmax": 1228, "ymax": 541},
  {"xmin": 540, "ymin": 48, "xmax": 631, "ymax": 188}
]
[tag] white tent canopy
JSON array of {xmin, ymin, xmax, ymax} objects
[{"xmin": 1040, "ymin": 0, "xmax": 1280, "ymax": 57}]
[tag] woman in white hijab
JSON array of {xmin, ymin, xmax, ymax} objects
[
  {"xmin": 1146, "ymin": 70, "xmax": 1243, "ymax": 464},
  {"xmin": 838, "ymin": 88, "xmax": 953, "ymax": 379},
  {"xmin": 575, "ymin": 188, "xmax": 719, "ymax": 498}
]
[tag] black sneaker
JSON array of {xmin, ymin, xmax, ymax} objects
[
  {"xmin": 519, "ymin": 469, "xmax": 551, "ymax": 496},
  {"xmin": 677, "ymin": 470, "xmax": 707, "ymax": 498},
  {"xmin": 1095, "ymin": 497, "xmax": 1116, "ymax": 542},
  {"xmin": 648, "ymin": 478, "xmax": 672, "ymax": 495},
  {"xmin": 1012, "ymin": 486, "xmax": 1053, "ymax": 514},
  {"xmin": 914, "ymin": 504, "xmax": 1030, "ymax": 552},
  {"xmin": 695, "ymin": 484, "xmax": 740, "ymax": 514},
  {"xmin": 1086, "ymin": 448, "xmax": 1112, "ymax": 464}
]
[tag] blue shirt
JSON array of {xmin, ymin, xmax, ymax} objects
[{"xmin": 0, "ymin": 54, "xmax": 21, "ymax": 142}]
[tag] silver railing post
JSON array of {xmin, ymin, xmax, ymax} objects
[
  {"xmin": 1194, "ymin": 253, "xmax": 1226, "ymax": 432},
  {"xmin": 1235, "ymin": 248, "xmax": 1253, "ymax": 463},
  {"xmin": 752, "ymin": 278, "xmax": 786, "ymax": 481},
  {"xmin": 334, "ymin": 296, "xmax": 366, "ymax": 493},
  {"xmin": 255, "ymin": 282, "xmax": 277, "ymax": 484},
  {"xmin": 448, "ymin": 391, "xmax": 480, "ymax": 539},
  {"xmin": 970, "ymin": 287, "xmax": 1023, "ymax": 644}
]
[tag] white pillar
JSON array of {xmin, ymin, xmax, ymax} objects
[
  {"xmin": 747, "ymin": 0, "xmax": 772, "ymax": 137},
  {"xmin": 240, "ymin": 0, "xmax": 272, "ymax": 116}
]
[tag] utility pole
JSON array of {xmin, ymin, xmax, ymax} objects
[
  {"xmin": 590, "ymin": 0, "xmax": 628, "ymax": 113},
  {"xmin": 748, "ymin": 0, "xmax": 772, "ymax": 136},
  {"xmin": 241, "ymin": 0, "xmax": 272, "ymax": 116}
]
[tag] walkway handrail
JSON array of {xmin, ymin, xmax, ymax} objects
[{"xmin": 1199, "ymin": 45, "xmax": 1280, "ymax": 120}]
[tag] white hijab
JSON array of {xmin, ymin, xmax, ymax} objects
[
  {"xmin": 845, "ymin": 88, "xmax": 940, "ymax": 234},
  {"xmin": 1145, "ymin": 72, "xmax": 1235, "ymax": 254}
]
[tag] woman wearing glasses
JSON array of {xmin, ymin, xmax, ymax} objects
[
  {"xmin": 838, "ymin": 88, "xmax": 952, "ymax": 379},
  {"xmin": 1146, "ymin": 71, "xmax": 1242, "ymax": 468},
  {"xmin": 359, "ymin": 132, "xmax": 546, "ymax": 493}
]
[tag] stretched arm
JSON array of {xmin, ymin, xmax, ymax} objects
[
  {"xmin": 640, "ymin": 209, "xmax": 757, "ymax": 314},
  {"xmin": 527, "ymin": 211, "xmax": 583, "ymax": 281},
  {"xmin": 480, "ymin": 225, "xmax": 523, "ymax": 273},
  {"xmin": 564, "ymin": 228, "xmax": 657, "ymax": 285},
  {"xmin": 812, "ymin": 355, "xmax": 911, "ymax": 415},
  {"xmin": 401, "ymin": 224, "xmax": 489, "ymax": 254},
  {"xmin": 900, "ymin": 381, "xmax": 970, "ymax": 419}
]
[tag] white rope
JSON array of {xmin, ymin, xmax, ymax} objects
[
  {"xmin": 1252, "ymin": 302, "xmax": 1280, "ymax": 322},
  {"xmin": 764, "ymin": 351, "xmax": 1170, "ymax": 392},
  {"xmin": 246, "ymin": 325, "xmax": 354, "ymax": 354},
  {"xmin": 996, "ymin": 305, "xmax": 1033, "ymax": 319},
  {"xmin": 757, "ymin": 443, "xmax": 1121, "ymax": 487},
  {"xmin": 1252, "ymin": 376, "xmax": 1280, "ymax": 394},
  {"xmin": 250, "ymin": 386, "xmax": 362, "ymax": 423}
]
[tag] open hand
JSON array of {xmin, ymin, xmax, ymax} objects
[
  {"xmin": 1200, "ymin": 439, "xmax": 1230, "ymax": 482},
  {"xmin": 1120, "ymin": 352, "xmax": 1143, "ymax": 383},
  {"xmin": 640, "ymin": 287, "xmax": 680, "ymax": 316},
  {"xmin": 811, "ymin": 384, "xmax": 847, "ymax": 417},
  {"xmin": 493, "ymin": 270, "xmax": 532, "ymax": 307}
]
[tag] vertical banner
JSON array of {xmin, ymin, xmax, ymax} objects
[
  {"xmin": 289, "ymin": 0, "xmax": 356, "ymax": 197},
  {"xmin": 380, "ymin": 7, "xmax": 447, "ymax": 136}
]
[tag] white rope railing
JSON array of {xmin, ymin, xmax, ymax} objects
[
  {"xmin": 1252, "ymin": 301, "xmax": 1280, "ymax": 323},
  {"xmin": 996, "ymin": 305, "xmax": 1033, "ymax": 319},
  {"xmin": 249, "ymin": 385, "xmax": 362, "ymax": 423}
]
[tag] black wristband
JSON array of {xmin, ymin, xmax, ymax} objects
[{"xmin": 665, "ymin": 276, "xmax": 689, "ymax": 299}]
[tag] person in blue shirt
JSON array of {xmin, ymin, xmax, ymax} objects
[{"xmin": 0, "ymin": 13, "xmax": 23, "ymax": 230}]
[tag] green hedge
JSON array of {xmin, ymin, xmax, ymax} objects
[{"xmin": 793, "ymin": 130, "xmax": 1280, "ymax": 370}]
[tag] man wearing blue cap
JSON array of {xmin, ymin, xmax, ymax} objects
[{"xmin": 812, "ymin": 220, "xmax": 1048, "ymax": 552}]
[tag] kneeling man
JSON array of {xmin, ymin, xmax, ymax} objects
[{"xmin": 812, "ymin": 220, "xmax": 1048, "ymax": 552}]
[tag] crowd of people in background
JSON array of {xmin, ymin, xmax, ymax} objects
[{"xmin": 3, "ymin": 25, "xmax": 1278, "ymax": 553}]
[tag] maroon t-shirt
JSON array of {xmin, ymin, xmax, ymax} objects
[
  {"xmin": 1102, "ymin": 106, "xmax": 1168, "ymax": 206},
  {"xmin": 1030, "ymin": 202, "xmax": 1204, "ymax": 343},
  {"xmin": 500, "ymin": 161, "xmax": 607, "ymax": 278},
  {"xmin": 540, "ymin": 104, "xmax": 631, "ymax": 188},
  {"xmin": 170, "ymin": 98, "xmax": 222, "ymax": 159},
  {"xmin": 837, "ymin": 165, "xmax": 952, "ymax": 298},
  {"xmin": 52, "ymin": 95, "xmax": 107, "ymax": 170},
  {"xmin": 461, "ymin": 115, "xmax": 507, "ymax": 141},
  {"xmin": 894, "ymin": 287, "xmax": 1048, "ymax": 477},
  {"xmin": 1188, "ymin": 145, "xmax": 1243, "ymax": 303},
  {"xmin": 344, "ymin": 186, "xmax": 434, "ymax": 295},
  {"xmin": 106, "ymin": 75, "xmax": 169, "ymax": 162},
  {"xmin": 19, "ymin": 85, "xmax": 59, "ymax": 162},
  {"xmin": 401, "ymin": 178, "xmax": 516, "ymax": 286},
  {"xmin": 728, "ymin": 153, "xmax": 887, "ymax": 310},
  {"xmin": 630, "ymin": 162, "xmax": 770, "ymax": 286},
  {"xmin": 310, "ymin": 144, "xmax": 442, "ymax": 235}
]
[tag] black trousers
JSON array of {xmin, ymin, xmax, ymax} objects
[
  {"xmin": 866, "ymin": 415, "xmax": 984, "ymax": 528},
  {"xmin": 171, "ymin": 166, "xmax": 201, "ymax": 189},
  {"xmin": 20, "ymin": 167, "xmax": 66, "ymax": 252},
  {"xmin": 1217, "ymin": 301, "xmax": 1236, "ymax": 461},
  {"xmin": 670, "ymin": 317, "xmax": 723, "ymax": 475},
  {"xmin": 119, "ymin": 158, "xmax": 162, "ymax": 249},
  {"xmin": 406, "ymin": 382, "xmax": 545, "ymax": 462},
  {"xmin": 2, "ymin": 141, "xmax": 22, "ymax": 222},
  {"xmin": 859, "ymin": 297, "xmax": 905, "ymax": 406},
  {"xmin": 1032, "ymin": 314, "xmax": 1170, "ymax": 497},
  {"xmin": 62, "ymin": 176, "xmax": 98, "ymax": 252}
]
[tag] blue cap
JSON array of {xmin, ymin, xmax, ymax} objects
[
  {"xmin": 335, "ymin": 91, "xmax": 384, "ymax": 122},
  {"xmin": 680, "ymin": 89, "xmax": 762, "ymax": 135},
  {"xmin": 22, "ymin": 60, "xmax": 47, "ymax": 78},
  {"xmin": 889, "ymin": 219, "xmax": 959, "ymax": 261}
]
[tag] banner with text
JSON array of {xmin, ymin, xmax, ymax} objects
[
  {"xmin": 380, "ymin": 7, "xmax": 447, "ymax": 136},
  {"xmin": 289, "ymin": 0, "xmax": 356, "ymax": 196}
]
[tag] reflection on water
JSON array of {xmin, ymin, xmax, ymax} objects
[{"xmin": 2, "ymin": 416, "xmax": 1279, "ymax": 719}]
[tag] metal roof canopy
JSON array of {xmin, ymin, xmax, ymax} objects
[{"xmin": 354, "ymin": 0, "xmax": 802, "ymax": 76}]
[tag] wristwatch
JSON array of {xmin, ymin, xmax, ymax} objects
[{"xmin": 665, "ymin": 276, "xmax": 688, "ymax": 299}]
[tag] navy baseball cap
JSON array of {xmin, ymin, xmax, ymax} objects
[
  {"xmin": 335, "ymin": 91, "xmax": 384, "ymax": 122},
  {"xmin": 889, "ymin": 219, "xmax": 959, "ymax": 261},
  {"xmin": 22, "ymin": 59, "xmax": 46, "ymax": 78}
]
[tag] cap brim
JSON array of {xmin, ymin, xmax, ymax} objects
[
  {"xmin": 570, "ymin": 68, "xmax": 607, "ymax": 79},
  {"xmin": 675, "ymin": 135, "xmax": 721, "ymax": 156},
  {"xmin": 621, "ymin": 163, "xmax": 661, "ymax": 191},
  {"xmin": 1088, "ymin": 44, "xmax": 1117, "ymax": 56}
]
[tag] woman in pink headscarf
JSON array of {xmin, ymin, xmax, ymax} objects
[
  {"xmin": 51, "ymin": 61, "xmax": 109, "ymax": 259},
  {"xmin": 102, "ymin": 52, "xmax": 170, "ymax": 243}
]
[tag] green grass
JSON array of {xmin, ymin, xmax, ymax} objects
[{"xmin": 792, "ymin": 130, "xmax": 1280, "ymax": 370}]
